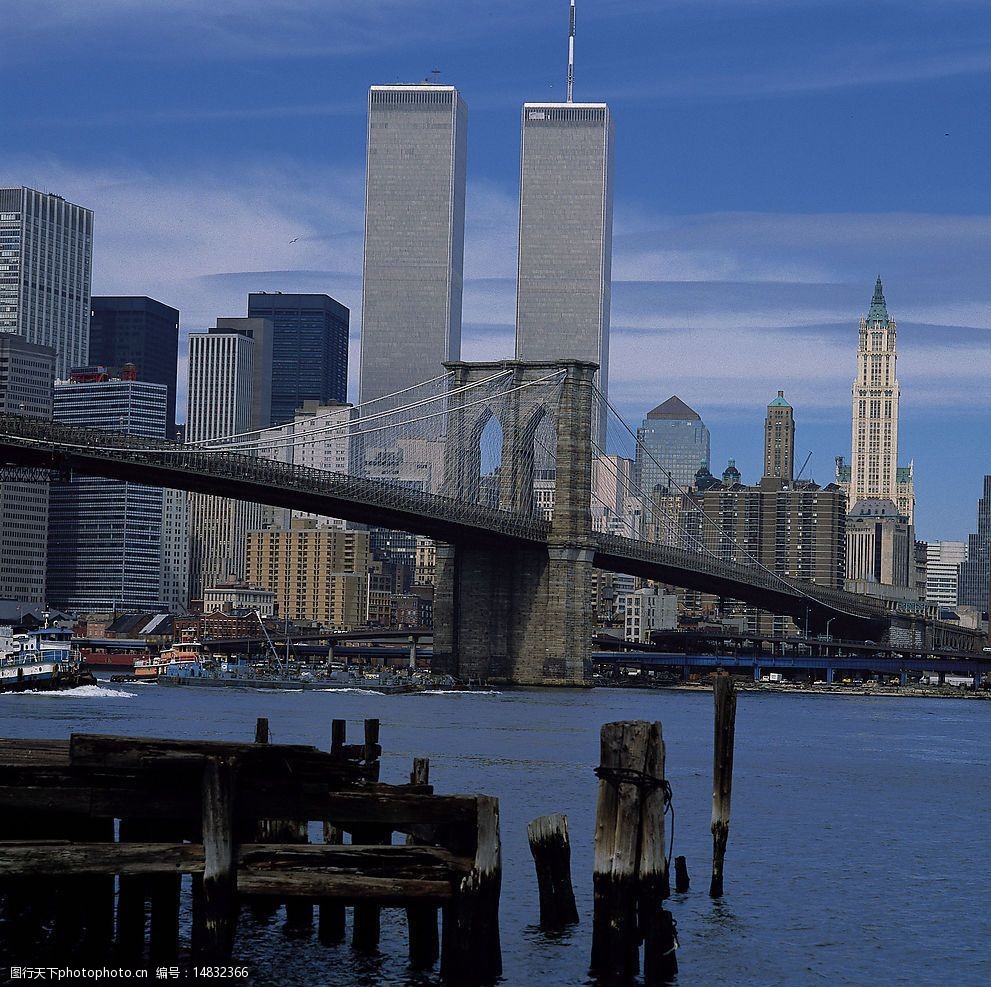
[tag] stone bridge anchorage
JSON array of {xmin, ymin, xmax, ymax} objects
[{"xmin": 0, "ymin": 359, "xmax": 978, "ymax": 687}]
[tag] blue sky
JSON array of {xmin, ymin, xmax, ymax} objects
[{"xmin": 4, "ymin": 0, "xmax": 989, "ymax": 539}]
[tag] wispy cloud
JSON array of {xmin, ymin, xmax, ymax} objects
[{"xmin": 3, "ymin": 156, "xmax": 987, "ymax": 419}]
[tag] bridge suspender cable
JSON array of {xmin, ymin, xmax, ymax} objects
[{"xmin": 592, "ymin": 385, "xmax": 872, "ymax": 621}]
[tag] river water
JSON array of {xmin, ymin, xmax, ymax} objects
[{"xmin": 2, "ymin": 682, "xmax": 989, "ymax": 986}]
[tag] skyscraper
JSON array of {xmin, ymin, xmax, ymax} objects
[
  {"xmin": 89, "ymin": 296, "xmax": 180, "ymax": 436},
  {"xmin": 0, "ymin": 187, "xmax": 93, "ymax": 379},
  {"xmin": 763, "ymin": 391, "xmax": 795, "ymax": 482},
  {"xmin": 516, "ymin": 102, "xmax": 614, "ymax": 404},
  {"xmin": 247, "ymin": 293, "xmax": 349, "ymax": 425},
  {"xmin": 359, "ymin": 85, "xmax": 468, "ymax": 404},
  {"xmin": 47, "ymin": 367, "xmax": 169, "ymax": 612},
  {"xmin": 842, "ymin": 278, "xmax": 915, "ymax": 522},
  {"xmin": 186, "ymin": 328, "xmax": 271, "ymax": 599},
  {"xmin": 0, "ymin": 336, "xmax": 55, "ymax": 603},
  {"xmin": 635, "ymin": 396, "xmax": 710, "ymax": 495},
  {"xmin": 924, "ymin": 540, "xmax": 967, "ymax": 608},
  {"xmin": 959, "ymin": 476, "xmax": 990, "ymax": 614}
]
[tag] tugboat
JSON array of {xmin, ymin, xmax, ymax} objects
[
  {"xmin": 131, "ymin": 629, "xmax": 204, "ymax": 680},
  {"xmin": 0, "ymin": 624, "xmax": 95, "ymax": 693}
]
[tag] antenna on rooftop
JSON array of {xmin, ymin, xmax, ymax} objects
[{"xmin": 566, "ymin": 0, "xmax": 576, "ymax": 102}]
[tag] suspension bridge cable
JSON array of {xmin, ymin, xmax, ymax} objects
[{"xmin": 592, "ymin": 385, "xmax": 871, "ymax": 620}]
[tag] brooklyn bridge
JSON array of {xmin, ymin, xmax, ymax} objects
[{"xmin": 0, "ymin": 360, "xmax": 978, "ymax": 684}]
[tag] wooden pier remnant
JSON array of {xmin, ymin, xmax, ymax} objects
[
  {"xmin": 591, "ymin": 720, "xmax": 677, "ymax": 984},
  {"xmin": 674, "ymin": 856, "xmax": 690, "ymax": 893},
  {"xmin": 527, "ymin": 813, "xmax": 580, "ymax": 930},
  {"xmin": 710, "ymin": 673, "xmax": 738, "ymax": 898},
  {"xmin": 406, "ymin": 756, "xmax": 440, "ymax": 969},
  {"xmin": 0, "ymin": 724, "xmax": 501, "ymax": 983}
]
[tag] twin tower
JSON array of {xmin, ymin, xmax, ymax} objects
[{"xmin": 358, "ymin": 84, "xmax": 614, "ymax": 406}]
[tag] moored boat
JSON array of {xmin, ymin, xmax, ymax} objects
[
  {"xmin": 157, "ymin": 656, "xmax": 427, "ymax": 694},
  {"xmin": 132, "ymin": 630, "xmax": 204, "ymax": 680}
]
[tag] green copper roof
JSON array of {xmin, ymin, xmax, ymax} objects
[
  {"xmin": 866, "ymin": 276, "xmax": 889, "ymax": 323},
  {"xmin": 768, "ymin": 389, "xmax": 791, "ymax": 408}
]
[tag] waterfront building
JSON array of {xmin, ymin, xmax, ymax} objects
[
  {"xmin": 764, "ymin": 391, "xmax": 795, "ymax": 482},
  {"xmin": 840, "ymin": 278, "xmax": 915, "ymax": 523},
  {"xmin": 0, "ymin": 336, "xmax": 55, "ymax": 602},
  {"xmin": 244, "ymin": 521, "xmax": 372, "ymax": 628},
  {"xmin": 160, "ymin": 487, "xmax": 189, "ymax": 612},
  {"xmin": 624, "ymin": 587, "xmax": 678, "ymax": 644},
  {"xmin": 213, "ymin": 318, "xmax": 273, "ymax": 432},
  {"xmin": 844, "ymin": 498, "xmax": 913, "ymax": 597},
  {"xmin": 202, "ymin": 580, "xmax": 277, "ymax": 617},
  {"xmin": 924, "ymin": 541, "xmax": 966, "ymax": 608},
  {"xmin": 959, "ymin": 476, "xmax": 990, "ymax": 614},
  {"xmin": 89, "ymin": 296, "xmax": 180, "ymax": 435},
  {"xmin": 186, "ymin": 327, "xmax": 271, "ymax": 599},
  {"xmin": 359, "ymin": 84, "xmax": 468, "ymax": 404},
  {"xmin": 247, "ymin": 293, "xmax": 349, "ymax": 425},
  {"xmin": 0, "ymin": 187, "xmax": 93, "ymax": 379},
  {"xmin": 414, "ymin": 537, "xmax": 437, "ymax": 587},
  {"xmin": 516, "ymin": 102, "xmax": 614, "ymax": 417},
  {"xmin": 592, "ymin": 454, "xmax": 634, "ymax": 517},
  {"xmin": 47, "ymin": 368, "xmax": 169, "ymax": 612},
  {"xmin": 694, "ymin": 478, "xmax": 847, "ymax": 635}
]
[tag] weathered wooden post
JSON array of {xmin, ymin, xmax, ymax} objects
[
  {"xmin": 199, "ymin": 755, "xmax": 238, "ymax": 961},
  {"xmin": 254, "ymin": 717, "xmax": 269, "ymax": 745},
  {"xmin": 406, "ymin": 757, "xmax": 439, "ymax": 968},
  {"xmin": 591, "ymin": 721, "xmax": 649, "ymax": 981},
  {"xmin": 591, "ymin": 721, "xmax": 675, "ymax": 984},
  {"xmin": 527, "ymin": 813, "xmax": 579, "ymax": 930},
  {"xmin": 116, "ymin": 818, "xmax": 148, "ymax": 961},
  {"xmin": 148, "ymin": 821, "xmax": 183, "ymax": 963},
  {"xmin": 440, "ymin": 795, "xmax": 502, "ymax": 984},
  {"xmin": 674, "ymin": 856, "xmax": 690, "ymax": 893},
  {"xmin": 710, "ymin": 673, "xmax": 737, "ymax": 898},
  {"xmin": 640, "ymin": 721, "xmax": 677, "ymax": 985},
  {"xmin": 352, "ymin": 718, "xmax": 384, "ymax": 952},
  {"xmin": 319, "ymin": 717, "xmax": 349, "ymax": 945}
]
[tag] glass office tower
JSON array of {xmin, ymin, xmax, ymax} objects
[
  {"xmin": 247, "ymin": 292, "xmax": 349, "ymax": 425},
  {"xmin": 89, "ymin": 296, "xmax": 180, "ymax": 436},
  {"xmin": 359, "ymin": 85, "xmax": 468, "ymax": 405},
  {"xmin": 0, "ymin": 186, "xmax": 93, "ymax": 379},
  {"xmin": 516, "ymin": 103, "xmax": 614, "ymax": 404}
]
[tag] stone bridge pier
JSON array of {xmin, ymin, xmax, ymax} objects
[{"xmin": 432, "ymin": 360, "xmax": 597, "ymax": 686}]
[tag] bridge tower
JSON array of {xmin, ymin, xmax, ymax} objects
[{"xmin": 433, "ymin": 359, "xmax": 597, "ymax": 685}]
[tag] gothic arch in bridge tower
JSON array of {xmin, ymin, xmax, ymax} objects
[{"xmin": 434, "ymin": 359, "xmax": 599, "ymax": 686}]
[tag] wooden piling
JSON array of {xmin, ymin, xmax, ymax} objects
[
  {"xmin": 198, "ymin": 756, "xmax": 238, "ymax": 961},
  {"xmin": 640, "ymin": 721, "xmax": 677, "ymax": 985},
  {"xmin": 440, "ymin": 794, "xmax": 502, "ymax": 984},
  {"xmin": 352, "ymin": 719, "xmax": 385, "ymax": 953},
  {"xmin": 148, "ymin": 821, "xmax": 183, "ymax": 963},
  {"xmin": 710, "ymin": 674, "xmax": 737, "ymax": 898},
  {"xmin": 527, "ymin": 813, "xmax": 579, "ymax": 930},
  {"xmin": 591, "ymin": 721, "xmax": 675, "ymax": 984},
  {"xmin": 254, "ymin": 717, "xmax": 270, "ymax": 745},
  {"xmin": 317, "ymin": 822, "xmax": 346, "ymax": 945},
  {"xmin": 115, "ymin": 818, "xmax": 148, "ymax": 961},
  {"xmin": 406, "ymin": 757, "xmax": 439, "ymax": 969},
  {"xmin": 318, "ymin": 719, "xmax": 347, "ymax": 945},
  {"xmin": 591, "ymin": 721, "xmax": 648, "ymax": 981},
  {"xmin": 79, "ymin": 815, "xmax": 116, "ymax": 959},
  {"xmin": 674, "ymin": 856, "xmax": 690, "ymax": 893}
]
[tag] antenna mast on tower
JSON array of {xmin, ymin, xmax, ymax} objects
[{"xmin": 566, "ymin": 0, "xmax": 576, "ymax": 102}]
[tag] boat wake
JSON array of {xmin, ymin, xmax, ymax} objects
[
  {"xmin": 1, "ymin": 685, "xmax": 138, "ymax": 699},
  {"xmin": 418, "ymin": 689, "xmax": 502, "ymax": 697},
  {"xmin": 312, "ymin": 688, "xmax": 383, "ymax": 695}
]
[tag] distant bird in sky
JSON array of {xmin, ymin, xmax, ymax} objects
[{"xmin": 289, "ymin": 236, "xmax": 301, "ymax": 244}]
